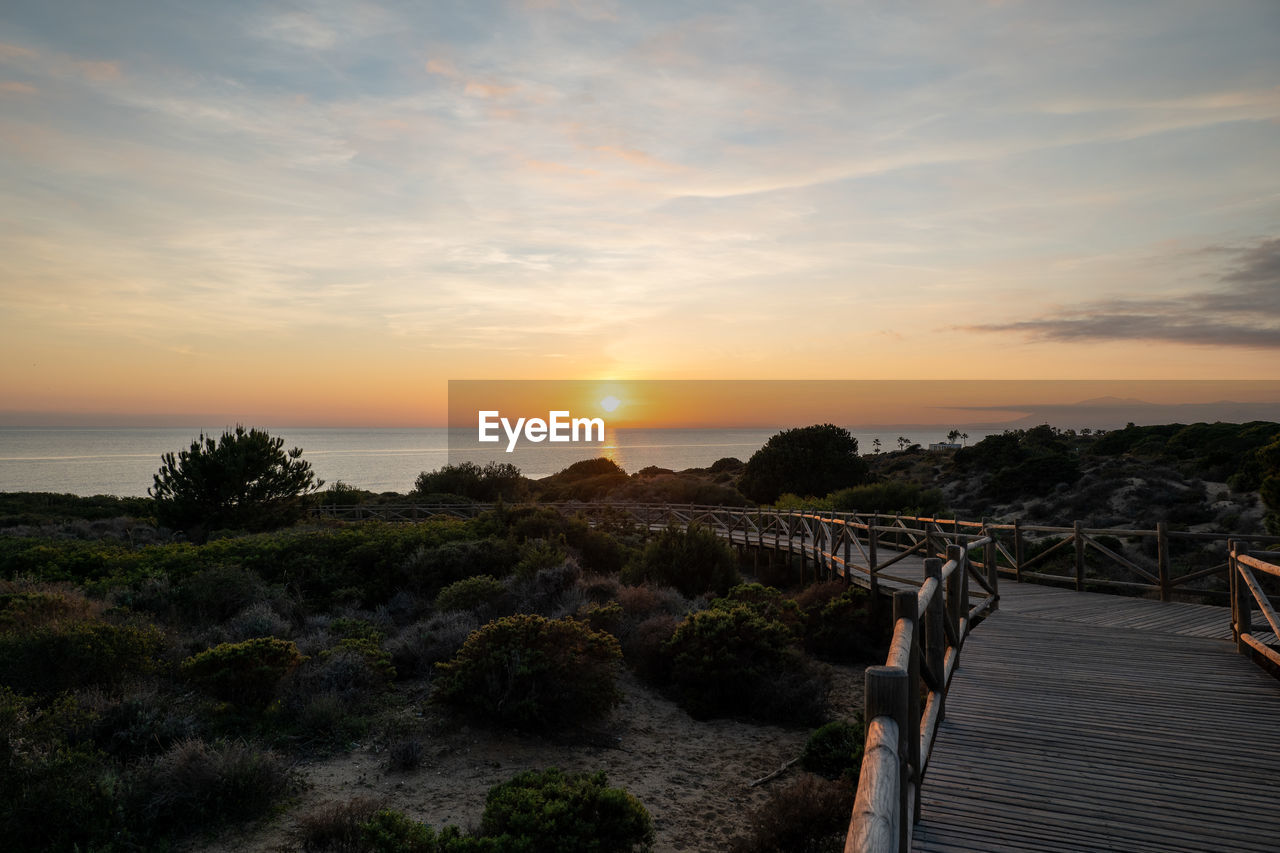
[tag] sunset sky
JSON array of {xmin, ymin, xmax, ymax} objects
[{"xmin": 1, "ymin": 1, "xmax": 1278, "ymax": 426}]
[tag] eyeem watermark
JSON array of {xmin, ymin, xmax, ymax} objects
[{"xmin": 479, "ymin": 410, "xmax": 605, "ymax": 452}]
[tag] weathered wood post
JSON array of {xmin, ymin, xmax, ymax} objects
[
  {"xmin": 924, "ymin": 556, "xmax": 945, "ymax": 720},
  {"xmin": 1156, "ymin": 520, "xmax": 1171, "ymax": 602},
  {"xmin": 947, "ymin": 543, "xmax": 965, "ymax": 645},
  {"xmin": 984, "ymin": 524, "xmax": 999, "ymax": 611},
  {"xmin": 844, "ymin": 520, "xmax": 853, "ymax": 586},
  {"xmin": 1073, "ymin": 520, "xmax": 1085, "ymax": 592},
  {"xmin": 1013, "ymin": 518, "xmax": 1024, "ymax": 582},
  {"xmin": 894, "ymin": 589, "xmax": 921, "ymax": 828},
  {"xmin": 1233, "ymin": 539, "xmax": 1252, "ymax": 655},
  {"xmin": 858, "ymin": 665, "xmax": 909, "ymax": 852}
]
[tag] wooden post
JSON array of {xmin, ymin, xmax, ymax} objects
[
  {"xmin": 984, "ymin": 525, "xmax": 999, "ymax": 611},
  {"xmin": 799, "ymin": 513, "xmax": 809, "ymax": 585},
  {"xmin": 844, "ymin": 523, "xmax": 852, "ymax": 586},
  {"xmin": 1013, "ymin": 518, "xmax": 1024, "ymax": 583},
  {"xmin": 1229, "ymin": 538, "xmax": 1238, "ymax": 643},
  {"xmin": 893, "ymin": 589, "xmax": 921, "ymax": 827},
  {"xmin": 1233, "ymin": 540, "xmax": 1251, "ymax": 655},
  {"xmin": 864, "ymin": 665, "xmax": 909, "ymax": 852},
  {"xmin": 1073, "ymin": 520, "xmax": 1085, "ymax": 592},
  {"xmin": 946, "ymin": 543, "xmax": 965, "ymax": 642},
  {"xmin": 924, "ymin": 557, "xmax": 945, "ymax": 722},
  {"xmin": 1156, "ymin": 520, "xmax": 1171, "ymax": 602}
]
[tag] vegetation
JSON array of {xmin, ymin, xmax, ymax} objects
[
  {"xmin": 622, "ymin": 523, "xmax": 739, "ymax": 597},
  {"xmin": 413, "ymin": 461, "xmax": 526, "ymax": 502},
  {"xmin": 800, "ymin": 718, "xmax": 866, "ymax": 781},
  {"xmin": 738, "ymin": 424, "xmax": 870, "ymax": 504},
  {"xmin": 433, "ymin": 614, "xmax": 622, "ymax": 731},
  {"xmin": 180, "ymin": 637, "xmax": 305, "ymax": 709},
  {"xmin": 479, "ymin": 768, "xmax": 655, "ymax": 852},
  {"xmin": 150, "ymin": 425, "xmax": 323, "ymax": 541}
]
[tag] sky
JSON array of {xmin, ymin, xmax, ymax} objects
[{"xmin": 1, "ymin": 0, "xmax": 1278, "ymax": 427}]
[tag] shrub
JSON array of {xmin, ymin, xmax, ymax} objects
[
  {"xmin": 132, "ymin": 737, "xmax": 294, "ymax": 839},
  {"xmin": 297, "ymin": 797, "xmax": 385, "ymax": 852},
  {"xmin": 0, "ymin": 618, "xmax": 163, "ymax": 694},
  {"xmin": 804, "ymin": 588, "xmax": 883, "ymax": 663},
  {"xmin": 828, "ymin": 481, "xmax": 945, "ymax": 516},
  {"xmin": 387, "ymin": 612, "xmax": 481, "ymax": 679},
  {"xmin": 620, "ymin": 613, "xmax": 680, "ymax": 684},
  {"xmin": 180, "ymin": 637, "xmax": 305, "ymax": 709},
  {"xmin": 665, "ymin": 605, "xmax": 827, "ymax": 723},
  {"xmin": 0, "ymin": 688, "xmax": 121, "ymax": 851},
  {"xmin": 434, "ymin": 614, "xmax": 622, "ymax": 731},
  {"xmin": 623, "ymin": 524, "xmax": 739, "ymax": 597},
  {"xmin": 711, "ymin": 583, "xmax": 805, "ymax": 639},
  {"xmin": 739, "ymin": 424, "xmax": 870, "ymax": 504},
  {"xmin": 435, "ymin": 575, "xmax": 506, "ymax": 613},
  {"xmin": 361, "ymin": 808, "xmax": 439, "ymax": 853},
  {"xmin": 514, "ymin": 539, "xmax": 567, "ymax": 579},
  {"xmin": 728, "ymin": 773, "xmax": 854, "ymax": 853},
  {"xmin": 479, "ymin": 768, "xmax": 654, "ymax": 853},
  {"xmin": 414, "ymin": 461, "xmax": 526, "ymax": 502},
  {"xmin": 150, "ymin": 425, "xmax": 323, "ymax": 541},
  {"xmin": 577, "ymin": 600, "xmax": 623, "ymax": 636},
  {"xmin": 800, "ymin": 718, "xmax": 865, "ymax": 781}
]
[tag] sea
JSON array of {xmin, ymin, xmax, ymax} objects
[{"xmin": 0, "ymin": 426, "xmax": 1002, "ymax": 497}]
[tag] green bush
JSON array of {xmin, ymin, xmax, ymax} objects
[
  {"xmin": 414, "ymin": 461, "xmax": 527, "ymax": 502},
  {"xmin": 0, "ymin": 619, "xmax": 163, "ymax": 694},
  {"xmin": 804, "ymin": 588, "xmax": 883, "ymax": 663},
  {"xmin": 434, "ymin": 615, "xmax": 621, "ymax": 731},
  {"xmin": 361, "ymin": 809, "xmax": 439, "ymax": 853},
  {"xmin": 181, "ymin": 637, "xmax": 305, "ymax": 709},
  {"xmin": 435, "ymin": 575, "xmax": 506, "ymax": 613},
  {"xmin": 479, "ymin": 768, "xmax": 654, "ymax": 853},
  {"xmin": 827, "ymin": 481, "xmax": 944, "ymax": 516},
  {"xmin": 623, "ymin": 524, "xmax": 739, "ymax": 597},
  {"xmin": 711, "ymin": 583, "xmax": 805, "ymax": 639},
  {"xmin": 0, "ymin": 688, "xmax": 122, "ymax": 851},
  {"xmin": 800, "ymin": 718, "xmax": 865, "ymax": 781},
  {"xmin": 664, "ymin": 606, "xmax": 828, "ymax": 724}
]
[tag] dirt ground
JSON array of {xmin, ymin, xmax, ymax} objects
[{"xmin": 199, "ymin": 663, "xmax": 865, "ymax": 853}]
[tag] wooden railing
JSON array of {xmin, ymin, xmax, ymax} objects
[
  {"xmin": 313, "ymin": 501, "xmax": 1280, "ymax": 601},
  {"xmin": 1230, "ymin": 542, "xmax": 1280, "ymax": 669},
  {"xmin": 844, "ymin": 539, "xmax": 992, "ymax": 853}
]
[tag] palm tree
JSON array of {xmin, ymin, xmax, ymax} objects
[
  {"xmin": 873, "ymin": 438, "xmax": 882, "ymax": 454},
  {"xmin": 960, "ymin": 432, "xmax": 969, "ymax": 446}
]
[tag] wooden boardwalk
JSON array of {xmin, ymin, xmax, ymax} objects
[{"xmin": 912, "ymin": 592, "xmax": 1280, "ymax": 852}]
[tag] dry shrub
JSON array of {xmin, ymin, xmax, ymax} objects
[
  {"xmin": 616, "ymin": 584, "xmax": 659, "ymax": 618},
  {"xmin": 792, "ymin": 581, "xmax": 848, "ymax": 612},
  {"xmin": 296, "ymin": 796, "xmax": 383, "ymax": 852},
  {"xmin": 581, "ymin": 573, "xmax": 622, "ymax": 603},
  {"xmin": 729, "ymin": 773, "xmax": 854, "ymax": 853},
  {"xmin": 133, "ymin": 737, "xmax": 294, "ymax": 837},
  {"xmin": 619, "ymin": 613, "xmax": 680, "ymax": 684},
  {"xmin": 386, "ymin": 611, "xmax": 480, "ymax": 679}
]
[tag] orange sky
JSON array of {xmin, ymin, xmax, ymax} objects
[{"xmin": 1, "ymin": 2, "xmax": 1279, "ymax": 427}]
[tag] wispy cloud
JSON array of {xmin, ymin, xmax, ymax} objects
[{"xmin": 972, "ymin": 238, "xmax": 1280, "ymax": 349}]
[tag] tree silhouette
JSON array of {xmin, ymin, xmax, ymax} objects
[
  {"xmin": 738, "ymin": 424, "xmax": 870, "ymax": 504},
  {"xmin": 150, "ymin": 425, "xmax": 323, "ymax": 541}
]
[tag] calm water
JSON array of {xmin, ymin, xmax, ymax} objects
[{"xmin": 0, "ymin": 427, "xmax": 996, "ymax": 497}]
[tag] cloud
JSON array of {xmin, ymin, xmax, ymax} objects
[
  {"xmin": 0, "ymin": 81, "xmax": 35, "ymax": 94},
  {"xmin": 972, "ymin": 238, "xmax": 1280, "ymax": 349}
]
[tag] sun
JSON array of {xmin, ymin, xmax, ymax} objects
[{"xmin": 600, "ymin": 395, "xmax": 622, "ymax": 413}]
